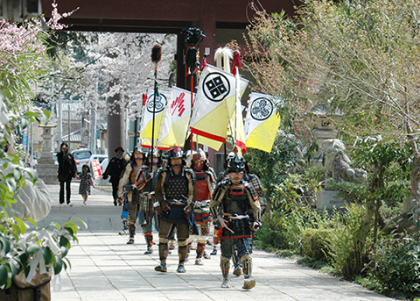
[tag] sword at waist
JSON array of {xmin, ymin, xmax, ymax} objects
[
  {"xmin": 224, "ymin": 214, "xmax": 251, "ymax": 220},
  {"xmin": 167, "ymin": 199, "xmax": 188, "ymax": 205},
  {"xmin": 194, "ymin": 200, "xmax": 210, "ymax": 207}
]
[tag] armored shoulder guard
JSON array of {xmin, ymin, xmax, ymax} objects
[
  {"xmin": 184, "ymin": 167, "xmax": 196, "ymax": 184},
  {"xmin": 243, "ymin": 180, "xmax": 258, "ymax": 200},
  {"xmin": 212, "ymin": 179, "xmax": 229, "ymax": 199},
  {"xmin": 218, "ymin": 178, "xmax": 230, "ymax": 188},
  {"xmin": 156, "ymin": 166, "xmax": 169, "ymax": 179},
  {"xmin": 204, "ymin": 170, "xmax": 215, "ymax": 182}
]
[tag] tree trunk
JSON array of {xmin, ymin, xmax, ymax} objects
[
  {"xmin": 266, "ymin": 187, "xmax": 273, "ymax": 222},
  {"xmin": 407, "ymin": 119, "xmax": 420, "ymax": 241},
  {"xmin": 363, "ymin": 161, "xmax": 385, "ymax": 233},
  {"xmin": 410, "ymin": 152, "xmax": 420, "ymax": 241}
]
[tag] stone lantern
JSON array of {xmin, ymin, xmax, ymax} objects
[
  {"xmin": 310, "ymin": 105, "xmax": 348, "ymax": 211},
  {"xmin": 36, "ymin": 123, "xmax": 57, "ymax": 184},
  {"xmin": 310, "ymin": 104, "xmax": 345, "ymax": 165}
]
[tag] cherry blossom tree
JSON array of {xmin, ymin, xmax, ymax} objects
[{"xmin": 38, "ymin": 31, "xmax": 176, "ymax": 121}]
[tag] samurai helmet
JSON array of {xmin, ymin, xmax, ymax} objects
[
  {"xmin": 186, "ymin": 149, "xmax": 207, "ymax": 169},
  {"xmin": 148, "ymin": 148, "xmax": 159, "ymax": 158},
  {"xmin": 132, "ymin": 146, "xmax": 146, "ymax": 155},
  {"xmin": 168, "ymin": 147, "xmax": 184, "ymax": 159},
  {"xmin": 223, "ymin": 151, "xmax": 236, "ymax": 169},
  {"xmin": 147, "ymin": 148, "xmax": 162, "ymax": 166},
  {"xmin": 167, "ymin": 147, "xmax": 185, "ymax": 166},
  {"xmin": 227, "ymin": 154, "xmax": 245, "ymax": 173},
  {"xmin": 130, "ymin": 146, "xmax": 146, "ymax": 164},
  {"xmin": 193, "ymin": 149, "xmax": 206, "ymax": 162}
]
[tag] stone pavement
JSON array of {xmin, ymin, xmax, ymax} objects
[{"xmin": 43, "ymin": 183, "xmax": 395, "ymax": 301}]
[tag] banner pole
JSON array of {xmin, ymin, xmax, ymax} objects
[{"xmin": 151, "ymin": 44, "xmax": 162, "ymax": 170}]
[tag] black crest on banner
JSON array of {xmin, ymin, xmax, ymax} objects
[
  {"xmin": 203, "ymin": 72, "xmax": 230, "ymax": 102},
  {"xmin": 250, "ymin": 97, "xmax": 273, "ymax": 121},
  {"xmin": 147, "ymin": 93, "xmax": 167, "ymax": 113}
]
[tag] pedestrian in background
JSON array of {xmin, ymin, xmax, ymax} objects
[
  {"xmin": 57, "ymin": 142, "xmax": 77, "ymax": 205},
  {"xmin": 77, "ymin": 164, "xmax": 95, "ymax": 206},
  {"xmin": 103, "ymin": 146, "xmax": 127, "ymax": 206}
]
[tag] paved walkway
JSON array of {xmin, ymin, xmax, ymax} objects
[{"xmin": 43, "ymin": 183, "xmax": 395, "ymax": 301}]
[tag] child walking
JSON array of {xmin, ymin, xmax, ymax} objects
[{"xmin": 77, "ymin": 164, "xmax": 95, "ymax": 206}]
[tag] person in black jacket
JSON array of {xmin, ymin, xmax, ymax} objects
[
  {"xmin": 102, "ymin": 146, "xmax": 127, "ymax": 206},
  {"xmin": 57, "ymin": 142, "xmax": 77, "ymax": 205}
]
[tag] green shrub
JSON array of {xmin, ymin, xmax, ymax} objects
[
  {"xmin": 302, "ymin": 228, "xmax": 334, "ymax": 261},
  {"xmin": 367, "ymin": 236, "xmax": 420, "ymax": 297},
  {"xmin": 327, "ymin": 203, "xmax": 369, "ymax": 279},
  {"xmin": 380, "ymin": 202, "xmax": 403, "ymax": 221},
  {"xmin": 254, "ymin": 216, "xmax": 289, "ymax": 250}
]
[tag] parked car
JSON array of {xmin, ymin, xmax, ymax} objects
[{"xmin": 71, "ymin": 149, "xmax": 92, "ymax": 173}]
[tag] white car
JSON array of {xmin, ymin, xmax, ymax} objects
[{"xmin": 71, "ymin": 149, "xmax": 92, "ymax": 173}]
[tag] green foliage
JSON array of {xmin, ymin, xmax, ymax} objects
[
  {"xmin": 327, "ymin": 203, "xmax": 370, "ymax": 279},
  {"xmin": 274, "ymin": 165, "xmax": 323, "ymax": 209},
  {"xmin": 256, "ymin": 193, "xmax": 335, "ymax": 255},
  {"xmin": 254, "ymin": 216, "xmax": 289, "ymax": 250},
  {"xmin": 323, "ymin": 178, "xmax": 369, "ymax": 203},
  {"xmin": 254, "ymin": 207, "xmax": 308, "ymax": 254},
  {"xmin": 351, "ymin": 139, "xmax": 412, "ymax": 196},
  {"xmin": 297, "ymin": 256, "xmax": 333, "ymax": 272},
  {"xmin": 302, "ymin": 228, "xmax": 334, "ymax": 261},
  {"xmin": 379, "ymin": 201, "xmax": 403, "ymax": 221},
  {"xmin": 352, "ymin": 141, "xmax": 412, "ymax": 178},
  {"xmin": 366, "ymin": 236, "xmax": 420, "ymax": 298},
  {"xmin": 244, "ymin": 131, "xmax": 306, "ymax": 201}
]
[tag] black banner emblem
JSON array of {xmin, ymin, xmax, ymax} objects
[
  {"xmin": 147, "ymin": 93, "xmax": 167, "ymax": 113},
  {"xmin": 250, "ymin": 97, "xmax": 273, "ymax": 121},
  {"xmin": 203, "ymin": 73, "xmax": 230, "ymax": 102}
]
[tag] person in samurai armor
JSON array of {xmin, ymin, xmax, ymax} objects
[
  {"xmin": 139, "ymin": 149, "xmax": 161, "ymax": 254},
  {"xmin": 209, "ymin": 154, "xmax": 262, "ymax": 289},
  {"xmin": 211, "ymin": 152, "xmax": 236, "ymax": 256},
  {"xmin": 118, "ymin": 147, "xmax": 148, "ymax": 244},
  {"xmin": 154, "ymin": 147, "xmax": 196, "ymax": 273},
  {"xmin": 103, "ymin": 146, "xmax": 127, "ymax": 206},
  {"xmin": 231, "ymin": 159, "xmax": 268, "ymax": 277},
  {"xmin": 186, "ymin": 149, "xmax": 216, "ymax": 265}
]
